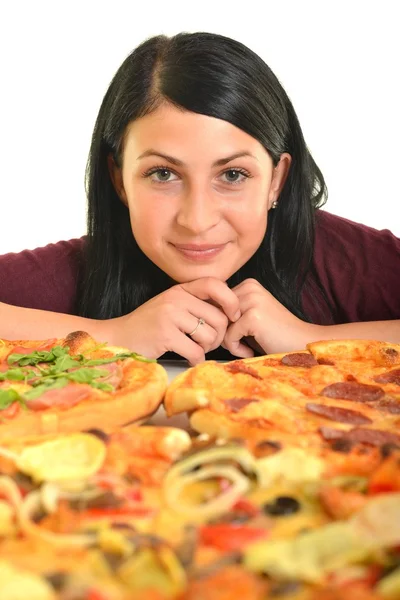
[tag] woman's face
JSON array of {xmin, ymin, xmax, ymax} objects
[{"xmin": 111, "ymin": 104, "xmax": 290, "ymax": 283}]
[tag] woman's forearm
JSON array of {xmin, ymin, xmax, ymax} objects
[
  {"xmin": 0, "ymin": 301, "xmax": 104, "ymax": 341},
  {"xmin": 309, "ymin": 320, "xmax": 400, "ymax": 345}
]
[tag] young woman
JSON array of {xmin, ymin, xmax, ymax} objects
[{"xmin": 1, "ymin": 32, "xmax": 399, "ymax": 364}]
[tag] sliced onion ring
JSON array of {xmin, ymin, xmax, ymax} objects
[
  {"xmin": 0, "ymin": 476, "xmax": 96, "ymax": 547},
  {"xmin": 164, "ymin": 465, "xmax": 250, "ymax": 521}
]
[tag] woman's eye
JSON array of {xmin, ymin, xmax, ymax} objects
[
  {"xmin": 221, "ymin": 169, "xmax": 249, "ymax": 184},
  {"xmin": 148, "ymin": 168, "xmax": 178, "ymax": 183}
]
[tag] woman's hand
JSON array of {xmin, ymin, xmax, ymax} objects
[
  {"xmin": 100, "ymin": 278, "xmax": 240, "ymax": 365},
  {"xmin": 222, "ymin": 278, "xmax": 319, "ymax": 357}
]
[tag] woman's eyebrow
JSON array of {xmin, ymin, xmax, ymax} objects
[{"xmin": 136, "ymin": 150, "xmax": 257, "ymax": 166}]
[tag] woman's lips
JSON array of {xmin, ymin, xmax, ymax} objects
[{"xmin": 171, "ymin": 243, "xmax": 227, "ymax": 261}]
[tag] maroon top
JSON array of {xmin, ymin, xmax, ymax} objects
[{"xmin": 0, "ymin": 211, "xmax": 399, "ymax": 324}]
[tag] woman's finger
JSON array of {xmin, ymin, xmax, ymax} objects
[
  {"xmin": 223, "ymin": 317, "xmax": 257, "ymax": 358},
  {"xmin": 174, "ymin": 293, "xmax": 229, "ymax": 344},
  {"xmin": 181, "ymin": 278, "xmax": 241, "ymax": 322},
  {"xmin": 168, "ymin": 332, "xmax": 206, "ymax": 365}
]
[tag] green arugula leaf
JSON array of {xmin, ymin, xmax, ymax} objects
[
  {"xmin": 52, "ymin": 355, "xmax": 82, "ymax": 372},
  {"xmin": 85, "ymin": 352, "xmax": 155, "ymax": 366},
  {"xmin": 7, "ymin": 345, "xmax": 70, "ymax": 367},
  {"xmin": 130, "ymin": 352, "xmax": 156, "ymax": 363},
  {"xmin": 0, "ymin": 367, "xmax": 39, "ymax": 382},
  {"xmin": 0, "ymin": 388, "xmax": 21, "ymax": 410},
  {"xmin": 24, "ymin": 377, "xmax": 69, "ymax": 401},
  {"xmin": 66, "ymin": 368, "xmax": 109, "ymax": 384},
  {"xmin": 90, "ymin": 381, "xmax": 114, "ymax": 392}
]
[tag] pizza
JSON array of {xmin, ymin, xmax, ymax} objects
[
  {"xmin": 0, "ymin": 425, "xmax": 399, "ymax": 599},
  {"xmin": 0, "ymin": 331, "xmax": 168, "ymax": 439},
  {"xmin": 164, "ymin": 339, "xmax": 400, "ymax": 450},
  {"xmin": 0, "ymin": 337, "xmax": 400, "ymax": 599}
]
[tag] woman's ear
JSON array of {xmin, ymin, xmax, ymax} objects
[
  {"xmin": 107, "ymin": 154, "xmax": 128, "ymax": 206},
  {"xmin": 268, "ymin": 152, "xmax": 292, "ymax": 209}
]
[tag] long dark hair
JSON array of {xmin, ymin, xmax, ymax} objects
[{"xmin": 79, "ymin": 32, "xmax": 327, "ymax": 320}]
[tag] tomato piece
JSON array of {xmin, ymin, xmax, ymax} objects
[
  {"xmin": 200, "ymin": 523, "xmax": 268, "ymax": 551},
  {"xmin": 231, "ymin": 498, "xmax": 261, "ymax": 518},
  {"xmin": 368, "ymin": 454, "xmax": 400, "ymax": 494},
  {"xmin": 0, "ymin": 402, "xmax": 20, "ymax": 419},
  {"xmin": 86, "ymin": 589, "xmax": 110, "ymax": 600},
  {"xmin": 328, "ymin": 564, "xmax": 382, "ymax": 588},
  {"xmin": 125, "ymin": 487, "xmax": 143, "ymax": 502},
  {"xmin": 84, "ymin": 505, "xmax": 154, "ymax": 520}
]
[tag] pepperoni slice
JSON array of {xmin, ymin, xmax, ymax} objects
[
  {"xmin": 26, "ymin": 384, "xmax": 92, "ymax": 411},
  {"xmin": 281, "ymin": 353, "xmax": 318, "ymax": 368},
  {"xmin": 223, "ymin": 397, "xmax": 258, "ymax": 412},
  {"xmin": 371, "ymin": 398, "xmax": 400, "ymax": 414},
  {"xmin": 306, "ymin": 402, "xmax": 372, "ymax": 425},
  {"xmin": 320, "ymin": 381, "xmax": 384, "ymax": 403},
  {"xmin": 320, "ymin": 426, "xmax": 400, "ymax": 446},
  {"xmin": 374, "ymin": 368, "xmax": 400, "ymax": 386},
  {"xmin": 225, "ymin": 363, "xmax": 262, "ymax": 380}
]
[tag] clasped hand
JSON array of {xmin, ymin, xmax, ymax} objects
[{"xmin": 106, "ymin": 277, "xmax": 312, "ymax": 364}]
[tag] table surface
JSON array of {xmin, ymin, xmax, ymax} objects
[{"xmin": 145, "ymin": 360, "xmax": 192, "ymax": 429}]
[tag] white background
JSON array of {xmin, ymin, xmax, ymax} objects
[{"xmin": 1, "ymin": 0, "xmax": 399, "ymax": 255}]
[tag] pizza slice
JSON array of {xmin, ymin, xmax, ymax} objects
[{"xmin": 0, "ymin": 331, "xmax": 168, "ymax": 438}]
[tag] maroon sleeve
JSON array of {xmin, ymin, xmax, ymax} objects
[
  {"xmin": 0, "ymin": 238, "xmax": 85, "ymax": 314},
  {"xmin": 303, "ymin": 211, "xmax": 400, "ymax": 324}
]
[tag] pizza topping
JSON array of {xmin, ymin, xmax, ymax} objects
[
  {"xmin": 380, "ymin": 443, "xmax": 400, "ymax": 458},
  {"xmin": 84, "ymin": 428, "xmax": 110, "ymax": 443},
  {"xmin": 306, "ymin": 403, "xmax": 372, "ymax": 425},
  {"xmin": 263, "ymin": 496, "xmax": 301, "ymax": 516},
  {"xmin": 13, "ymin": 433, "xmax": 107, "ymax": 483},
  {"xmin": 25, "ymin": 384, "xmax": 92, "ymax": 411},
  {"xmin": 7, "ymin": 339, "xmax": 58, "ymax": 356},
  {"xmin": 281, "ymin": 353, "xmax": 318, "ymax": 367},
  {"xmin": 320, "ymin": 427, "xmax": 400, "ymax": 446},
  {"xmin": 368, "ymin": 453, "xmax": 400, "ymax": 494},
  {"xmin": 163, "ymin": 445, "xmax": 255, "ymax": 520},
  {"xmin": 374, "ymin": 368, "xmax": 400, "ymax": 385},
  {"xmin": 376, "ymin": 566, "xmax": 400, "ymax": 598},
  {"xmin": 69, "ymin": 490, "xmax": 123, "ymax": 511},
  {"xmin": 244, "ymin": 520, "xmax": 370, "ymax": 582},
  {"xmin": 200, "ymin": 523, "xmax": 268, "ymax": 551},
  {"xmin": 269, "ymin": 581, "xmax": 302, "ymax": 596},
  {"xmin": 319, "ymin": 486, "xmax": 368, "ymax": 519},
  {"xmin": 164, "ymin": 464, "xmax": 250, "ymax": 520},
  {"xmin": 44, "ymin": 571, "xmax": 67, "ymax": 591},
  {"xmin": 0, "ymin": 559, "xmax": 56, "ymax": 600},
  {"xmin": 255, "ymin": 447, "xmax": 324, "ymax": 488},
  {"xmin": 330, "ymin": 438, "xmax": 354, "ymax": 453},
  {"xmin": 225, "ymin": 362, "xmax": 262, "ymax": 379},
  {"xmin": 169, "ymin": 444, "xmax": 256, "ymax": 475},
  {"xmin": 223, "ymin": 397, "xmax": 259, "ymax": 412},
  {"xmin": 0, "ymin": 388, "xmax": 26, "ymax": 415},
  {"xmin": 0, "ymin": 400, "xmax": 21, "ymax": 419},
  {"xmin": 246, "ymin": 493, "xmax": 400, "ymax": 583},
  {"xmin": 1, "ymin": 344, "xmax": 156, "ymax": 405},
  {"xmin": 370, "ymin": 398, "xmax": 400, "ymax": 414},
  {"xmin": 321, "ymin": 382, "xmax": 385, "ymax": 403}
]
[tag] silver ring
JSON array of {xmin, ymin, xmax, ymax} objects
[{"xmin": 189, "ymin": 317, "xmax": 206, "ymax": 337}]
